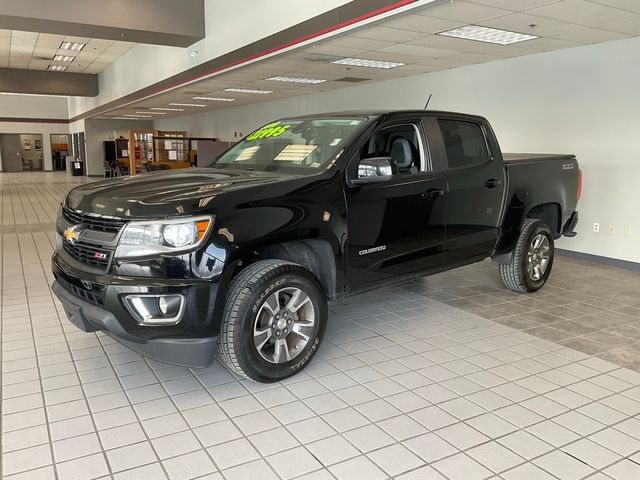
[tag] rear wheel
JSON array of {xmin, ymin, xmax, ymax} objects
[
  {"xmin": 218, "ymin": 260, "xmax": 327, "ymax": 382},
  {"xmin": 499, "ymin": 218, "xmax": 555, "ymax": 293}
]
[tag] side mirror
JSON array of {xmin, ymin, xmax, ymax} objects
[{"xmin": 352, "ymin": 156, "xmax": 397, "ymax": 185}]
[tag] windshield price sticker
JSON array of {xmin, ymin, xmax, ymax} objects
[{"xmin": 247, "ymin": 122, "xmax": 291, "ymax": 141}]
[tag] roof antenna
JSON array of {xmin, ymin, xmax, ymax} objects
[{"xmin": 424, "ymin": 93, "xmax": 433, "ymax": 110}]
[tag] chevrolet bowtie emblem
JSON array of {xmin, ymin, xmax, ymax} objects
[{"xmin": 63, "ymin": 226, "xmax": 80, "ymax": 243}]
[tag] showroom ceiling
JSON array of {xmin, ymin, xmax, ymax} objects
[
  {"xmin": 97, "ymin": 0, "xmax": 640, "ymax": 120},
  {"xmin": 0, "ymin": 30, "xmax": 134, "ymax": 73}
]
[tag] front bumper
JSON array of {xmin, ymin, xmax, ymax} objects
[{"xmin": 51, "ymin": 253, "xmax": 218, "ymax": 368}]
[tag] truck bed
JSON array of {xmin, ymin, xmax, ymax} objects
[{"xmin": 503, "ymin": 153, "xmax": 576, "ymax": 165}]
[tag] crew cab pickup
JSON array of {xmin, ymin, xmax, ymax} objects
[{"xmin": 51, "ymin": 110, "xmax": 581, "ymax": 382}]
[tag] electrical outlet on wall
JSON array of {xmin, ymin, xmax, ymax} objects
[
  {"xmin": 593, "ymin": 223, "xmax": 600, "ymax": 233},
  {"xmin": 608, "ymin": 225, "xmax": 615, "ymax": 235},
  {"xmin": 624, "ymin": 226, "xmax": 632, "ymax": 237}
]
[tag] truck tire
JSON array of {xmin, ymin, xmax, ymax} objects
[
  {"xmin": 217, "ymin": 259, "xmax": 327, "ymax": 382},
  {"xmin": 499, "ymin": 218, "xmax": 555, "ymax": 293}
]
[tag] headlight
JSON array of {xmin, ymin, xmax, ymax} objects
[{"xmin": 115, "ymin": 215, "xmax": 213, "ymax": 258}]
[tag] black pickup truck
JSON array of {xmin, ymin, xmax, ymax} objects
[{"xmin": 51, "ymin": 110, "xmax": 581, "ymax": 382}]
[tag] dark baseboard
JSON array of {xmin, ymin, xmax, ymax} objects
[{"xmin": 557, "ymin": 248, "xmax": 640, "ymax": 272}]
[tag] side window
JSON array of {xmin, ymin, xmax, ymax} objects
[
  {"xmin": 438, "ymin": 119, "xmax": 489, "ymax": 169},
  {"xmin": 360, "ymin": 124, "xmax": 422, "ymax": 175}
]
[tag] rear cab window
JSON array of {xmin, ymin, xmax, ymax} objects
[{"xmin": 438, "ymin": 119, "xmax": 490, "ymax": 169}]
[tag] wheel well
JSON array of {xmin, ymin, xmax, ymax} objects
[
  {"xmin": 256, "ymin": 239, "xmax": 337, "ymax": 300},
  {"xmin": 526, "ymin": 203, "xmax": 561, "ymax": 237}
]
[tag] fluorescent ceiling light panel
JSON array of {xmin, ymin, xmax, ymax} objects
[
  {"xmin": 438, "ymin": 25, "xmax": 538, "ymax": 45},
  {"xmin": 151, "ymin": 107, "xmax": 185, "ymax": 111},
  {"xmin": 59, "ymin": 42, "xmax": 85, "ymax": 51},
  {"xmin": 124, "ymin": 114, "xmax": 152, "ymax": 118},
  {"xmin": 53, "ymin": 55, "xmax": 75, "ymax": 62},
  {"xmin": 266, "ymin": 76, "xmax": 326, "ymax": 84},
  {"xmin": 168, "ymin": 103, "xmax": 207, "ymax": 107},
  {"xmin": 113, "ymin": 117, "xmax": 140, "ymax": 120},
  {"xmin": 136, "ymin": 111, "xmax": 166, "ymax": 115},
  {"xmin": 331, "ymin": 58, "xmax": 405, "ymax": 69},
  {"xmin": 48, "ymin": 65, "xmax": 67, "ymax": 71},
  {"xmin": 192, "ymin": 96, "xmax": 236, "ymax": 102},
  {"xmin": 224, "ymin": 88, "xmax": 273, "ymax": 94}
]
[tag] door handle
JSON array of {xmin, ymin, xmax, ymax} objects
[
  {"xmin": 422, "ymin": 188, "xmax": 444, "ymax": 199},
  {"xmin": 483, "ymin": 178, "xmax": 501, "ymax": 189}
]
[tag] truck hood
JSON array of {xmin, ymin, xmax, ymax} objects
[{"xmin": 65, "ymin": 168, "xmax": 302, "ymax": 218}]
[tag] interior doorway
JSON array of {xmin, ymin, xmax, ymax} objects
[
  {"xmin": 0, "ymin": 133, "xmax": 44, "ymax": 172},
  {"xmin": 51, "ymin": 134, "xmax": 70, "ymax": 171},
  {"xmin": 0, "ymin": 134, "xmax": 22, "ymax": 172}
]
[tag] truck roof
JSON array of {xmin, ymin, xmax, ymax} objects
[{"xmin": 282, "ymin": 110, "xmax": 487, "ymax": 121}]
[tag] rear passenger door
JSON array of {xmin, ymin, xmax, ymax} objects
[
  {"xmin": 434, "ymin": 115, "xmax": 506, "ymax": 264},
  {"xmin": 345, "ymin": 115, "xmax": 447, "ymax": 289}
]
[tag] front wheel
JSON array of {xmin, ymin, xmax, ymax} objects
[
  {"xmin": 498, "ymin": 218, "xmax": 555, "ymax": 293},
  {"xmin": 218, "ymin": 260, "xmax": 327, "ymax": 382}
]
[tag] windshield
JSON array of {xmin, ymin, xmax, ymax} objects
[{"xmin": 211, "ymin": 117, "xmax": 366, "ymax": 172}]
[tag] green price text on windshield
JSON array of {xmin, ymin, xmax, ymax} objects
[{"xmin": 246, "ymin": 121, "xmax": 291, "ymax": 141}]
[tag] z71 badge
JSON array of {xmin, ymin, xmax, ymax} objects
[{"xmin": 562, "ymin": 163, "xmax": 575, "ymax": 170}]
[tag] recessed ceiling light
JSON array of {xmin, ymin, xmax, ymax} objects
[
  {"xmin": 59, "ymin": 42, "xmax": 86, "ymax": 51},
  {"xmin": 266, "ymin": 76, "xmax": 326, "ymax": 84},
  {"xmin": 53, "ymin": 55, "xmax": 75, "ymax": 62},
  {"xmin": 168, "ymin": 103, "xmax": 207, "ymax": 107},
  {"xmin": 192, "ymin": 96, "xmax": 236, "ymax": 102},
  {"xmin": 48, "ymin": 65, "xmax": 67, "ymax": 71},
  {"xmin": 113, "ymin": 117, "xmax": 140, "ymax": 120},
  {"xmin": 438, "ymin": 25, "xmax": 538, "ymax": 45},
  {"xmin": 223, "ymin": 88, "xmax": 273, "ymax": 94},
  {"xmin": 124, "ymin": 114, "xmax": 152, "ymax": 118},
  {"xmin": 331, "ymin": 58, "xmax": 405, "ymax": 69},
  {"xmin": 135, "ymin": 111, "xmax": 166, "ymax": 115},
  {"xmin": 151, "ymin": 107, "xmax": 185, "ymax": 111}
]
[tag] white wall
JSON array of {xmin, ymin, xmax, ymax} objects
[
  {"xmin": 67, "ymin": 0, "xmax": 353, "ymax": 119},
  {"xmin": 154, "ymin": 37, "xmax": 640, "ymax": 264},
  {"xmin": 0, "ymin": 94, "xmax": 70, "ymax": 171},
  {"xmin": 0, "ymin": 121, "xmax": 70, "ymax": 171},
  {"xmin": 0, "ymin": 93, "xmax": 68, "ymax": 119}
]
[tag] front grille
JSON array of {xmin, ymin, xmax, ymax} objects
[
  {"xmin": 63, "ymin": 207, "xmax": 127, "ymax": 233},
  {"xmin": 57, "ymin": 277, "xmax": 104, "ymax": 306},
  {"xmin": 63, "ymin": 241, "xmax": 113, "ymax": 269}
]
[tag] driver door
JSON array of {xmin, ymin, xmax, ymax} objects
[{"xmin": 345, "ymin": 117, "xmax": 447, "ymax": 290}]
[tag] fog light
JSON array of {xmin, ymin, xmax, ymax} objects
[
  {"xmin": 159, "ymin": 296, "xmax": 168, "ymax": 315},
  {"xmin": 124, "ymin": 294, "xmax": 185, "ymax": 325}
]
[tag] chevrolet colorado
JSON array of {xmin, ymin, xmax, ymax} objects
[{"xmin": 51, "ymin": 110, "xmax": 581, "ymax": 382}]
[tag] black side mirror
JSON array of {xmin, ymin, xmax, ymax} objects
[{"xmin": 352, "ymin": 156, "xmax": 397, "ymax": 185}]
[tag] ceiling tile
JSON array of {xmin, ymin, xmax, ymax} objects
[
  {"xmin": 526, "ymin": 0, "xmax": 631, "ymax": 26},
  {"xmin": 381, "ymin": 14, "xmax": 464, "ymax": 34},
  {"xmin": 406, "ymin": 34, "xmax": 496, "ymax": 52},
  {"xmin": 350, "ymin": 26, "xmax": 425, "ymax": 42},
  {"xmin": 553, "ymin": 27, "xmax": 631, "ymax": 43},
  {"xmin": 320, "ymin": 36, "xmax": 395, "ymax": 51},
  {"xmin": 466, "ymin": 0, "xmax": 563, "ymax": 10},
  {"xmin": 603, "ymin": 18, "xmax": 640, "ymax": 35},
  {"xmin": 481, "ymin": 12, "xmax": 586, "ymax": 36},
  {"xmin": 414, "ymin": 0, "xmax": 511, "ymax": 22},
  {"xmin": 586, "ymin": 0, "xmax": 640, "ymax": 14},
  {"xmin": 449, "ymin": 51, "xmax": 507, "ymax": 63},
  {"xmin": 11, "ymin": 45, "xmax": 34, "ymax": 53},
  {"xmin": 516, "ymin": 36, "xmax": 583, "ymax": 50},
  {"xmin": 377, "ymin": 43, "xmax": 462, "ymax": 58}
]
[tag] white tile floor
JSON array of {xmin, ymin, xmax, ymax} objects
[{"xmin": 2, "ymin": 173, "xmax": 640, "ymax": 480}]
